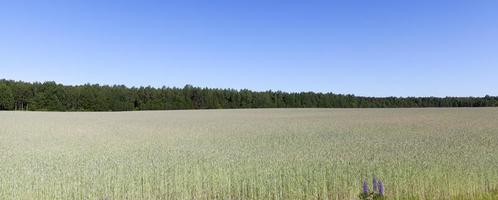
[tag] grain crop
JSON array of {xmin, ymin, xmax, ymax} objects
[{"xmin": 1, "ymin": 108, "xmax": 497, "ymax": 199}]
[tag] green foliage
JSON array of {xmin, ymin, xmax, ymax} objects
[
  {"xmin": 359, "ymin": 192, "xmax": 385, "ymax": 200},
  {"xmin": 1, "ymin": 79, "xmax": 497, "ymax": 111},
  {"xmin": 0, "ymin": 82, "xmax": 14, "ymax": 110}
]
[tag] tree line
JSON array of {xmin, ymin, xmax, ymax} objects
[{"xmin": 0, "ymin": 79, "xmax": 497, "ymax": 111}]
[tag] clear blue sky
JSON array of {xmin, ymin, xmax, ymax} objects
[{"xmin": 1, "ymin": 0, "xmax": 497, "ymax": 97}]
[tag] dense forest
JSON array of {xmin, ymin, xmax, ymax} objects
[{"xmin": 0, "ymin": 79, "xmax": 497, "ymax": 111}]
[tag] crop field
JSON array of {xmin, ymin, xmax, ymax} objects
[{"xmin": 1, "ymin": 108, "xmax": 498, "ymax": 199}]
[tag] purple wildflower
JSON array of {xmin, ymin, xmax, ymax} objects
[
  {"xmin": 362, "ymin": 178, "xmax": 369, "ymax": 194},
  {"xmin": 372, "ymin": 176, "xmax": 378, "ymax": 192},
  {"xmin": 378, "ymin": 180, "xmax": 384, "ymax": 196}
]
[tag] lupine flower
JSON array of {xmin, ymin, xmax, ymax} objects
[
  {"xmin": 362, "ymin": 178, "xmax": 369, "ymax": 194},
  {"xmin": 372, "ymin": 176, "xmax": 378, "ymax": 192},
  {"xmin": 378, "ymin": 180, "xmax": 384, "ymax": 196}
]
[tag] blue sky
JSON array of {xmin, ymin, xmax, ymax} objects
[{"xmin": 1, "ymin": 0, "xmax": 497, "ymax": 97}]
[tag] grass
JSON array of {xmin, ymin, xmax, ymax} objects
[{"xmin": 1, "ymin": 108, "xmax": 497, "ymax": 199}]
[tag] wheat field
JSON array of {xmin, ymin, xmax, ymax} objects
[{"xmin": 1, "ymin": 108, "xmax": 497, "ymax": 199}]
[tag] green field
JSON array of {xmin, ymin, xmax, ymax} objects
[{"xmin": 1, "ymin": 108, "xmax": 497, "ymax": 199}]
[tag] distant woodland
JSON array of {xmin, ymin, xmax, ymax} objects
[{"xmin": 0, "ymin": 79, "xmax": 497, "ymax": 111}]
